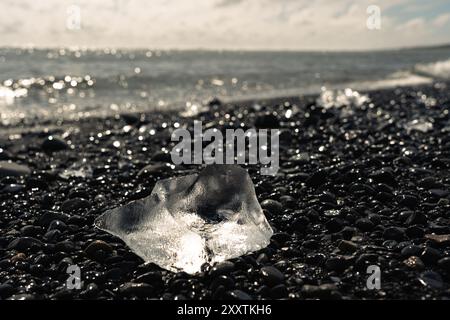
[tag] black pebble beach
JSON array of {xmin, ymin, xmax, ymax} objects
[{"xmin": 1, "ymin": 82, "xmax": 450, "ymax": 300}]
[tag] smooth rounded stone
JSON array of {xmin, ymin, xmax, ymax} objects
[
  {"xmin": 55, "ymin": 240, "xmax": 78, "ymax": 253},
  {"xmin": 41, "ymin": 135, "xmax": 69, "ymax": 152},
  {"xmin": 398, "ymin": 195, "xmax": 419, "ymax": 208},
  {"xmin": 319, "ymin": 191, "xmax": 336, "ymax": 204},
  {"xmin": 210, "ymin": 275, "xmax": 235, "ymax": 291},
  {"xmin": 418, "ymin": 177, "xmax": 441, "ymax": 189},
  {"xmin": 0, "ymin": 161, "xmax": 31, "ymax": 177},
  {"xmin": 406, "ymin": 211, "xmax": 428, "ymax": 226},
  {"xmin": 47, "ymin": 220, "xmax": 67, "ymax": 232},
  {"xmin": 338, "ymin": 240, "xmax": 358, "ymax": 253},
  {"xmin": 260, "ymin": 266, "xmax": 284, "ymax": 286},
  {"xmin": 36, "ymin": 211, "xmax": 70, "ymax": 227},
  {"xmin": 227, "ymin": 289, "xmax": 252, "ymax": 300},
  {"xmin": 11, "ymin": 252, "xmax": 27, "ymax": 263},
  {"xmin": 119, "ymin": 282, "xmax": 154, "ymax": 297},
  {"xmin": 292, "ymin": 216, "xmax": 310, "ymax": 232},
  {"xmin": 44, "ymin": 229, "xmax": 61, "ymax": 241},
  {"xmin": 420, "ymin": 247, "xmax": 442, "ymax": 265},
  {"xmin": 209, "ymin": 261, "xmax": 235, "ymax": 278},
  {"xmin": 7, "ymin": 293, "xmax": 38, "ymax": 300},
  {"xmin": 271, "ymin": 232, "xmax": 290, "ymax": 245},
  {"xmin": 1, "ymin": 184, "xmax": 25, "ymax": 193},
  {"xmin": 79, "ymin": 283, "xmax": 99, "ymax": 299},
  {"xmin": 260, "ymin": 199, "xmax": 283, "ymax": 215},
  {"xmin": 325, "ymin": 256, "xmax": 348, "ymax": 272},
  {"xmin": 305, "ymin": 252, "xmax": 326, "ymax": 265},
  {"xmin": 254, "ymin": 112, "xmax": 279, "ymax": 129},
  {"xmin": 7, "ymin": 237, "xmax": 43, "ymax": 251},
  {"xmin": 437, "ymin": 257, "xmax": 450, "ymax": 272},
  {"xmin": 256, "ymin": 253, "xmax": 269, "ymax": 265},
  {"xmin": 301, "ymin": 283, "xmax": 337, "ymax": 299},
  {"xmin": 61, "ymin": 197, "xmax": 91, "ymax": 213},
  {"xmin": 418, "ymin": 271, "xmax": 443, "ymax": 289},
  {"xmin": 355, "ymin": 218, "xmax": 375, "ymax": 232},
  {"xmin": 429, "ymin": 189, "xmax": 450, "ymax": 198},
  {"xmin": 382, "ymin": 227, "xmax": 405, "ymax": 241},
  {"xmin": 85, "ymin": 240, "xmax": 113, "ymax": 256},
  {"xmin": 405, "ymin": 225, "xmax": 425, "ymax": 238},
  {"xmin": 20, "ymin": 225, "xmax": 42, "ymax": 237},
  {"xmin": 325, "ymin": 218, "xmax": 344, "ymax": 233},
  {"xmin": 425, "ymin": 234, "xmax": 450, "ymax": 246},
  {"xmin": 369, "ymin": 168, "xmax": 396, "ymax": 186},
  {"xmin": 306, "ymin": 169, "xmax": 328, "ymax": 187},
  {"xmin": 135, "ymin": 271, "xmax": 164, "ymax": 287},
  {"xmin": 269, "ymin": 284, "xmax": 288, "ymax": 299},
  {"xmin": 0, "ymin": 283, "xmax": 16, "ymax": 298},
  {"xmin": 401, "ymin": 245, "xmax": 423, "ymax": 257},
  {"xmin": 403, "ymin": 256, "xmax": 425, "ymax": 270}
]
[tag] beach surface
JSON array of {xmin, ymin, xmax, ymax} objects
[{"xmin": 1, "ymin": 82, "xmax": 450, "ymax": 300}]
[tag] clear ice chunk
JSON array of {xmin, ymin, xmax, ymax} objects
[{"xmin": 94, "ymin": 165, "xmax": 273, "ymax": 274}]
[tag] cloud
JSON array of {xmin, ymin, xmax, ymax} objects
[
  {"xmin": 0, "ymin": 0, "xmax": 448, "ymax": 50},
  {"xmin": 433, "ymin": 13, "xmax": 450, "ymax": 27}
]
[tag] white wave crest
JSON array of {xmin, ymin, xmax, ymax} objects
[{"xmin": 415, "ymin": 59, "xmax": 450, "ymax": 79}]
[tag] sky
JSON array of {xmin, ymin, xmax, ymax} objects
[{"xmin": 0, "ymin": 0, "xmax": 449, "ymax": 50}]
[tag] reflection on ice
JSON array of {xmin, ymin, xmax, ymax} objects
[{"xmin": 94, "ymin": 165, "xmax": 273, "ymax": 274}]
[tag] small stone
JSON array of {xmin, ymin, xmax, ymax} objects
[
  {"xmin": 260, "ymin": 266, "xmax": 284, "ymax": 286},
  {"xmin": 301, "ymin": 284, "xmax": 337, "ymax": 298},
  {"xmin": 401, "ymin": 245, "xmax": 423, "ymax": 257},
  {"xmin": 425, "ymin": 234, "xmax": 450, "ymax": 246},
  {"xmin": 325, "ymin": 218, "xmax": 344, "ymax": 233},
  {"xmin": 210, "ymin": 261, "xmax": 235, "ymax": 278},
  {"xmin": 405, "ymin": 212, "xmax": 427, "ymax": 225},
  {"xmin": 306, "ymin": 169, "xmax": 328, "ymax": 187},
  {"xmin": 418, "ymin": 271, "xmax": 443, "ymax": 289},
  {"xmin": 227, "ymin": 289, "xmax": 252, "ymax": 300},
  {"xmin": 84, "ymin": 240, "xmax": 113, "ymax": 260},
  {"xmin": 260, "ymin": 199, "xmax": 283, "ymax": 215},
  {"xmin": 61, "ymin": 197, "xmax": 91, "ymax": 213},
  {"xmin": 119, "ymin": 282, "xmax": 154, "ymax": 297},
  {"xmin": 7, "ymin": 293, "xmax": 37, "ymax": 300},
  {"xmin": 270, "ymin": 284, "xmax": 288, "ymax": 299},
  {"xmin": 370, "ymin": 168, "xmax": 396, "ymax": 186},
  {"xmin": 437, "ymin": 257, "xmax": 450, "ymax": 272},
  {"xmin": 338, "ymin": 240, "xmax": 358, "ymax": 253},
  {"xmin": 7, "ymin": 237, "xmax": 43, "ymax": 251},
  {"xmin": 0, "ymin": 161, "xmax": 31, "ymax": 177},
  {"xmin": 355, "ymin": 218, "xmax": 375, "ymax": 232},
  {"xmin": 420, "ymin": 247, "xmax": 442, "ymax": 265},
  {"xmin": 383, "ymin": 227, "xmax": 405, "ymax": 241},
  {"xmin": 429, "ymin": 189, "xmax": 449, "ymax": 198},
  {"xmin": 325, "ymin": 256, "xmax": 348, "ymax": 272},
  {"xmin": 0, "ymin": 283, "xmax": 15, "ymax": 298},
  {"xmin": 403, "ymin": 256, "xmax": 425, "ymax": 270},
  {"xmin": 398, "ymin": 195, "xmax": 419, "ymax": 208},
  {"xmin": 42, "ymin": 135, "xmax": 69, "ymax": 152}
]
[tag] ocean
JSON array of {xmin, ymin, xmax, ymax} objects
[{"xmin": 0, "ymin": 46, "xmax": 449, "ymax": 124}]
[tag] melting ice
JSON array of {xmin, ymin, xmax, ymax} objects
[{"xmin": 94, "ymin": 165, "xmax": 273, "ymax": 274}]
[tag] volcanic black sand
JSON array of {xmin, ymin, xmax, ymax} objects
[{"xmin": 0, "ymin": 82, "xmax": 450, "ymax": 300}]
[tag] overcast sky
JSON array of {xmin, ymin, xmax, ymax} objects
[{"xmin": 0, "ymin": 0, "xmax": 449, "ymax": 50}]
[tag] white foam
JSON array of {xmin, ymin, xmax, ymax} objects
[{"xmin": 414, "ymin": 59, "xmax": 450, "ymax": 80}]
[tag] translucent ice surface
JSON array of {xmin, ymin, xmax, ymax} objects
[{"xmin": 94, "ymin": 165, "xmax": 273, "ymax": 274}]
